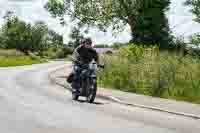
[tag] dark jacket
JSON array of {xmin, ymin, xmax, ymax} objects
[{"xmin": 72, "ymin": 45, "xmax": 99, "ymax": 64}]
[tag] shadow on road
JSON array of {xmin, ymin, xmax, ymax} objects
[{"xmin": 76, "ymin": 99, "xmax": 104, "ymax": 105}]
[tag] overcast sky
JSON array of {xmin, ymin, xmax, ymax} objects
[{"xmin": 0, "ymin": 0, "xmax": 200, "ymax": 44}]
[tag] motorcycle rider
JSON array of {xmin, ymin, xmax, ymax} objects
[{"xmin": 69, "ymin": 38, "xmax": 99, "ymax": 95}]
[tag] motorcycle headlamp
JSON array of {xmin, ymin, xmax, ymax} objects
[
  {"xmin": 89, "ymin": 63, "xmax": 97, "ymax": 70},
  {"xmin": 74, "ymin": 66, "xmax": 79, "ymax": 71}
]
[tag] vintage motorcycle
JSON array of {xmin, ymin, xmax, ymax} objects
[{"xmin": 68, "ymin": 59, "xmax": 104, "ymax": 103}]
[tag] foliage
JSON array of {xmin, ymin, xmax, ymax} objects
[
  {"xmin": 119, "ymin": 44, "xmax": 144, "ymax": 61},
  {"xmin": 41, "ymin": 46, "xmax": 72, "ymax": 59},
  {"xmin": 111, "ymin": 42, "xmax": 128, "ymax": 49},
  {"xmin": 67, "ymin": 26, "xmax": 84, "ymax": 48},
  {"xmin": 30, "ymin": 21, "xmax": 49, "ymax": 53},
  {"xmin": 0, "ymin": 15, "xmax": 66, "ymax": 58},
  {"xmin": 94, "ymin": 44, "xmax": 110, "ymax": 48},
  {"xmin": 98, "ymin": 44, "xmax": 200, "ymax": 104},
  {"xmin": 189, "ymin": 34, "xmax": 200, "ymax": 47},
  {"xmin": 0, "ymin": 16, "xmax": 49, "ymax": 54},
  {"xmin": 185, "ymin": 0, "xmax": 200, "ymax": 23},
  {"xmin": 44, "ymin": 0, "xmax": 66, "ymax": 18},
  {"xmin": 0, "ymin": 12, "xmax": 70, "ymax": 67},
  {"xmin": 183, "ymin": 1, "xmax": 200, "ymax": 56},
  {"xmin": 48, "ymin": 29, "xmax": 64, "ymax": 46},
  {"xmin": 45, "ymin": 0, "xmax": 172, "ymax": 48},
  {"xmin": 182, "ymin": 34, "xmax": 200, "ymax": 57},
  {"xmin": 173, "ymin": 36, "xmax": 186, "ymax": 49},
  {"xmin": 53, "ymin": 46, "xmax": 73, "ymax": 59}
]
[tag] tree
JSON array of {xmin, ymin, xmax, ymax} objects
[
  {"xmin": 0, "ymin": 16, "xmax": 50, "ymax": 54},
  {"xmin": 68, "ymin": 26, "xmax": 84, "ymax": 48},
  {"xmin": 184, "ymin": 0, "xmax": 200, "ymax": 47},
  {"xmin": 1, "ymin": 16, "xmax": 31, "ymax": 53},
  {"xmin": 185, "ymin": 0, "xmax": 200, "ymax": 23},
  {"xmin": 48, "ymin": 29, "xmax": 63, "ymax": 46},
  {"xmin": 3, "ymin": 11, "xmax": 14, "ymax": 20},
  {"xmin": 45, "ymin": 0, "xmax": 172, "ymax": 48},
  {"xmin": 31, "ymin": 21, "xmax": 49, "ymax": 53},
  {"xmin": 189, "ymin": 34, "xmax": 200, "ymax": 47}
]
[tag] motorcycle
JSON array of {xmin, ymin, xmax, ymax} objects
[{"xmin": 69, "ymin": 59, "xmax": 104, "ymax": 103}]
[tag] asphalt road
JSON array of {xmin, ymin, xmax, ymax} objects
[{"xmin": 0, "ymin": 61, "xmax": 199, "ymax": 133}]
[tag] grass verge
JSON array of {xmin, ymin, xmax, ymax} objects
[
  {"xmin": 98, "ymin": 45, "xmax": 200, "ymax": 104},
  {"xmin": 0, "ymin": 49, "xmax": 46, "ymax": 67},
  {"xmin": 0, "ymin": 56, "xmax": 45, "ymax": 67}
]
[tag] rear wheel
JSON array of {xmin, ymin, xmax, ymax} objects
[{"xmin": 86, "ymin": 79, "xmax": 97, "ymax": 103}]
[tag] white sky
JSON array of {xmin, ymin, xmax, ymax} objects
[{"xmin": 0, "ymin": 0, "xmax": 200, "ymax": 44}]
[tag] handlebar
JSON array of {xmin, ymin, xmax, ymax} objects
[
  {"xmin": 70, "ymin": 56, "xmax": 105, "ymax": 69},
  {"xmin": 74, "ymin": 60, "xmax": 104, "ymax": 69}
]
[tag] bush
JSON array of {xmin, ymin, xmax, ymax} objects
[
  {"xmin": 28, "ymin": 52, "xmax": 41, "ymax": 60},
  {"xmin": 40, "ymin": 46, "xmax": 72, "ymax": 59}
]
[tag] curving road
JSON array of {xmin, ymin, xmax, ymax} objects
[{"xmin": 0, "ymin": 61, "xmax": 199, "ymax": 133}]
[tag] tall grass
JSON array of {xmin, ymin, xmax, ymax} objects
[{"xmin": 98, "ymin": 45, "xmax": 200, "ymax": 104}]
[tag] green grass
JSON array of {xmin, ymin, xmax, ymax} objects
[
  {"xmin": 0, "ymin": 49, "xmax": 46, "ymax": 67},
  {"xmin": 0, "ymin": 56, "xmax": 45, "ymax": 67},
  {"xmin": 0, "ymin": 49, "xmax": 24, "ymax": 57},
  {"xmin": 98, "ymin": 45, "xmax": 200, "ymax": 104}
]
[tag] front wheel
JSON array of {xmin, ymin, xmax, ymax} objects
[{"xmin": 86, "ymin": 79, "xmax": 97, "ymax": 103}]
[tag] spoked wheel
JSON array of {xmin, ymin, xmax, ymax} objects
[{"xmin": 86, "ymin": 79, "xmax": 97, "ymax": 103}]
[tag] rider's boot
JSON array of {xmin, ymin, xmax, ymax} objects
[{"xmin": 72, "ymin": 88, "xmax": 80, "ymax": 95}]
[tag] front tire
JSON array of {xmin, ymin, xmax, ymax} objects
[{"xmin": 87, "ymin": 79, "xmax": 97, "ymax": 103}]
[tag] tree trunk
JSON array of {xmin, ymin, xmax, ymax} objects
[{"xmin": 127, "ymin": 15, "xmax": 136, "ymax": 42}]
